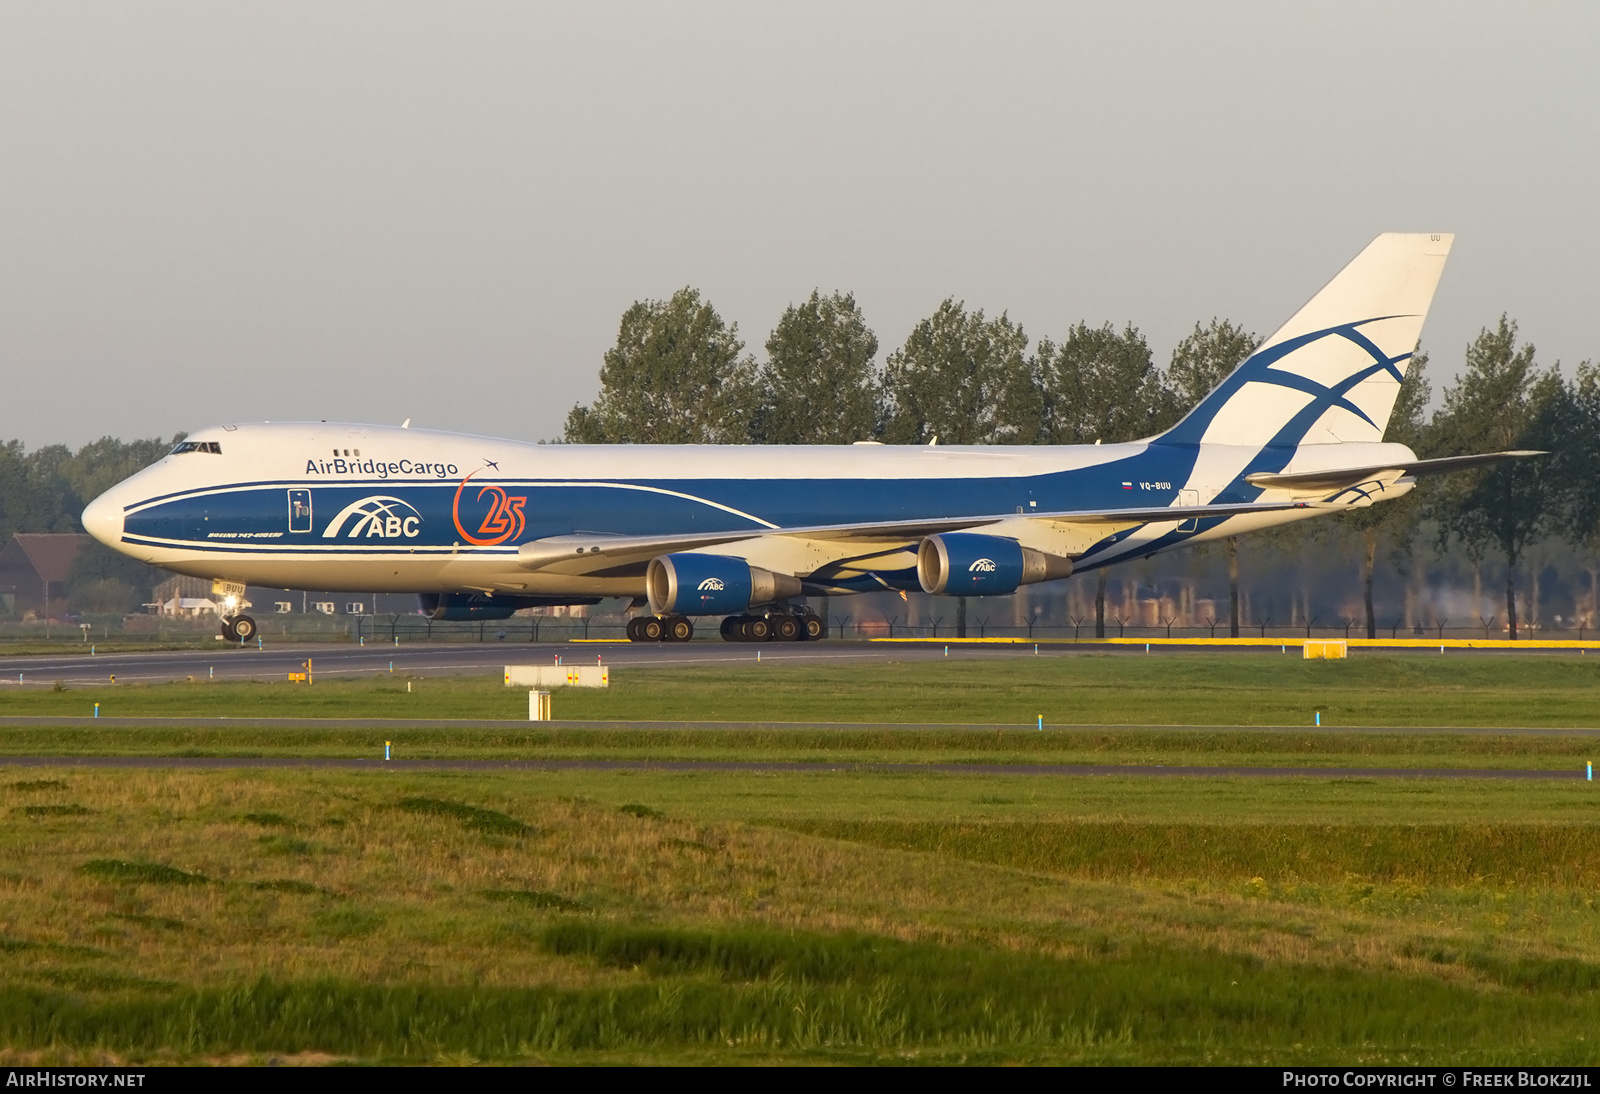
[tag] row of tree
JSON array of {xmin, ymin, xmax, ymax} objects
[
  {"xmin": 564, "ymin": 288, "xmax": 1251, "ymax": 446},
  {"xmin": 565, "ymin": 289, "xmax": 1599, "ymax": 639},
  {"xmin": 0, "ymin": 435, "xmax": 183, "ymax": 610}
]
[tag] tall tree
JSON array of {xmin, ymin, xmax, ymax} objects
[
  {"xmin": 880, "ymin": 300, "xmax": 1032, "ymax": 445},
  {"xmin": 0, "ymin": 442, "xmax": 76, "ymax": 540},
  {"xmin": 756, "ymin": 291, "xmax": 882, "ymax": 443},
  {"xmin": 1165, "ymin": 318, "xmax": 1261, "ymax": 635},
  {"xmin": 1429, "ymin": 317, "xmax": 1566, "ymax": 639},
  {"xmin": 1559, "ymin": 359, "xmax": 1600, "ymax": 618},
  {"xmin": 64, "ymin": 436, "xmax": 176, "ymax": 506},
  {"xmin": 1340, "ymin": 350, "xmax": 1432, "ymax": 638},
  {"xmin": 1040, "ymin": 322, "xmax": 1172, "ymax": 445},
  {"xmin": 0, "ymin": 434, "xmax": 182, "ymax": 543},
  {"xmin": 880, "ymin": 301, "xmax": 1032, "ymax": 638},
  {"xmin": 564, "ymin": 288, "xmax": 759, "ymax": 444},
  {"xmin": 1033, "ymin": 322, "xmax": 1168, "ymax": 636},
  {"xmin": 1165, "ymin": 318, "xmax": 1261, "ymax": 417}
]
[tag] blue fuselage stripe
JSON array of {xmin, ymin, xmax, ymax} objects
[{"xmin": 120, "ymin": 441, "xmax": 1275, "ymax": 560}]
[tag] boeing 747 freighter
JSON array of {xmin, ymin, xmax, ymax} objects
[{"xmin": 80, "ymin": 233, "xmax": 1535, "ymax": 642}]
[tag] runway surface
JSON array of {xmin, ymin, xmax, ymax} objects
[
  {"xmin": 0, "ymin": 639, "xmax": 1038, "ymax": 687},
  {"xmin": 2, "ymin": 715, "xmax": 1598, "ymax": 736},
  {"xmin": 0, "ymin": 756, "xmax": 1587, "ymax": 779}
]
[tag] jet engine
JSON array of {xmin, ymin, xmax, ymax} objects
[
  {"xmin": 916, "ymin": 533, "xmax": 1073, "ymax": 596},
  {"xmin": 418, "ymin": 592, "xmax": 601, "ymax": 621},
  {"xmin": 646, "ymin": 553, "xmax": 803, "ymax": 616}
]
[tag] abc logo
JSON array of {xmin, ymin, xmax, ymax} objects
[
  {"xmin": 697, "ymin": 578, "xmax": 726, "ymax": 591},
  {"xmin": 968, "ymin": 558, "xmax": 997, "ymax": 573}
]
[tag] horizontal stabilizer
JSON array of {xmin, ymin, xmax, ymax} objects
[{"xmin": 1245, "ymin": 450, "xmax": 1545, "ymax": 492}]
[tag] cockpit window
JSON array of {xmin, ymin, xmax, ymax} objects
[{"xmin": 170, "ymin": 441, "xmax": 222, "ymax": 455}]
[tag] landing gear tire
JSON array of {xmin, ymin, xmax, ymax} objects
[
  {"xmin": 771, "ymin": 614, "xmax": 800, "ymax": 641},
  {"xmin": 230, "ymin": 615, "xmax": 257, "ymax": 643},
  {"xmin": 800, "ymin": 613, "xmax": 825, "ymax": 641},
  {"xmin": 220, "ymin": 617, "xmax": 238, "ymax": 642},
  {"xmin": 630, "ymin": 615, "xmax": 692, "ymax": 642}
]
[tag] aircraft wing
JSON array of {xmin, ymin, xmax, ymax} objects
[
  {"xmin": 516, "ymin": 499, "xmax": 1313, "ymax": 572},
  {"xmin": 1245, "ymin": 450, "xmax": 1545, "ymax": 492}
]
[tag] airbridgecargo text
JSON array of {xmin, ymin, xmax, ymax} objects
[
  {"xmin": 1284, "ymin": 1075, "xmax": 1592, "ymax": 1088},
  {"xmin": 305, "ymin": 458, "xmax": 459, "ymax": 479}
]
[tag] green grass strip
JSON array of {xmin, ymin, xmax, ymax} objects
[
  {"xmin": 778, "ymin": 820, "xmax": 1600, "ymax": 887},
  {"xmin": 3, "ymin": 924, "xmax": 1600, "ymax": 1063}
]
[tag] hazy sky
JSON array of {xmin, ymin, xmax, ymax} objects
[{"xmin": 3, "ymin": 2, "xmax": 1597, "ymax": 449}]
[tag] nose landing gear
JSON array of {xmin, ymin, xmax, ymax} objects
[{"xmin": 220, "ymin": 615, "xmax": 257, "ymax": 643}]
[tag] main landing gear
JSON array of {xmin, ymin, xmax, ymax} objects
[
  {"xmin": 625, "ymin": 608, "xmax": 826, "ymax": 643},
  {"xmin": 720, "ymin": 609, "xmax": 824, "ymax": 643},
  {"xmin": 626, "ymin": 614, "xmax": 694, "ymax": 643},
  {"xmin": 220, "ymin": 615, "xmax": 257, "ymax": 643}
]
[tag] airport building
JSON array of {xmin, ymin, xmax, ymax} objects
[{"xmin": 0, "ymin": 533, "xmax": 90, "ymax": 620}]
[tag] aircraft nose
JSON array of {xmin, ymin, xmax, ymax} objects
[{"xmin": 81, "ymin": 489, "xmax": 125, "ymax": 548}]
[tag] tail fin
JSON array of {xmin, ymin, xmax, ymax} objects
[{"xmin": 1162, "ymin": 233, "xmax": 1453, "ymax": 447}]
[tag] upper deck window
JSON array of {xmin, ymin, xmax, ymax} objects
[{"xmin": 170, "ymin": 441, "xmax": 222, "ymax": 455}]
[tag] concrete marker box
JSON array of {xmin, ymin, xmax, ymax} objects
[{"xmin": 505, "ymin": 665, "xmax": 610, "ymax": 688}]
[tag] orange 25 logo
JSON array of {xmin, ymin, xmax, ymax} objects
[{"xmin": 451, "ymin": 471, "xmax": 527, "ymax": 546}]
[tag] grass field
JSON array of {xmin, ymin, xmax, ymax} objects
[
  {"xmin": 10, "ymin": 651, "xmax": 1600, "ymax": 727},
  {"xmin": 1, "ymin": 655, "xmax": 1598, "ymax": 1064}
]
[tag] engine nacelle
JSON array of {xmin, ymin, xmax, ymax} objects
[
  {"xmin": 917, "ymin": 533, "xmax": 1073, "ymax": 596},
  {"xmin": 646, "ymin": 553, "xmax": 803, "ymax": 616},
  {"xmin": 418, "ymin": 592, "xmax": 601, "ymax": 621}
]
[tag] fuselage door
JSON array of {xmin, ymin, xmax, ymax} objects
[
  {"xmin": 288, "ymin": 489, "xmax": 313, "ymax": 533},
  {"xmin": 1177, "ymin": 488, "xmax": 1200, "ymax": 532}
]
